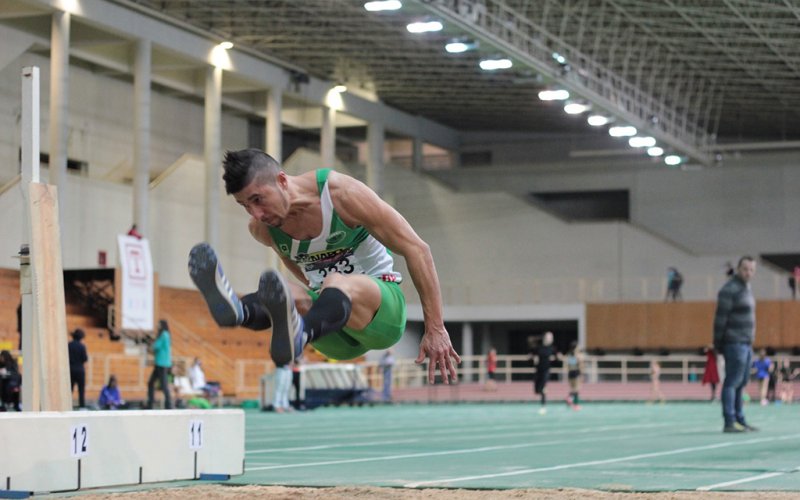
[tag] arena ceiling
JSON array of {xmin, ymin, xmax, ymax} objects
[{"xmin": 123, "ymin": 0, "xmax": 800, "ymax": 151}]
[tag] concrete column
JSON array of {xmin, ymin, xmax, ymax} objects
[
  {"xmin": 48, "ymin": 10, "xmax": 70, "ymax": 216},
  {"xmin": 367, "ymin": 121, "xmax": 384, "ymax": 196},
  {"xmin": 412, "ymin": 136, "xmax": 424, "ymax": 172},
  {"xmin": 133, "ymin": 38, "xmax": 151, "ymax": 235},
  {"xmin": 320, "ymin": 105, "xmax": 336, "ymax": 168},
  {"xmin": 204, "ymin": 65, "xmax": 222, "ymax": 248},
  {"xmin": 266, "ymin": 89, "xmax": 282, "ymax": 162}
]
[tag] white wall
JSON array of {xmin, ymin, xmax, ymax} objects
[
  {"xmin": 434, "ymin": 150, "xmax": 800, "ymax": 256},
  {"xmin": 383, "ymin": 162, "xmax": 783, "ymax": 305},
  {"xmin": 0, "ymin": 50, "xmax": 248, "ymax": 184}
]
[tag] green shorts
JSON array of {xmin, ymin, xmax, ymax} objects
[{"xmin": 307, "ymin": 279, "xmax": 406, "ymax": 360}]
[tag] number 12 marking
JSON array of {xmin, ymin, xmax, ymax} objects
[{"xmin": 70, "ymin": 424, "xmax": 89, "ymax": 457}]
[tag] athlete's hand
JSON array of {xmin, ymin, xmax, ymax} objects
[{"xmin": 416, "ymin": 326, "xmax": 461, "ymax": 384}]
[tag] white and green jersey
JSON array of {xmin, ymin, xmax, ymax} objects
[{"xmin": 268, "ymin": 169, "xmax": 402, "ymax": 290}]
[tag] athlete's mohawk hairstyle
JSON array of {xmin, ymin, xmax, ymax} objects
[{"xmin": 222, "ymin": 148, "xmax": 281, "ymax": 194}]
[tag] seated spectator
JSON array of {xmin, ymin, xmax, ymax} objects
[
  {"xmin": 189, "ymin": 357, "xmax": 223, "ymax": 405},
  {"xmin": 187, "ymin": 390, "xmax": 213, "ymax": 409},
  {"xmin": 97, "ymin": 375, "xmax": 126, "ymax": 410},
  {"xmin": 173, "ymin": 360, "xmax": 201, "ymax": 408},
  {"xmin": 0, "ymin": 350, "xmax": 22, "ymax": 411}
]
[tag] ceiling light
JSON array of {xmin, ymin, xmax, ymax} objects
[
  {"xmin": 564, "ymin": 102, "xmax": 589, "ymax": 114},
  {"xmin": 364, "ymin": 0, "xmax": 402, "ymax": 11},
  {"xmin": 587, "ymin": 115, "xmax": 610, "ymax": 126},
  {"xmin": 552, "ymin": 52, "xmax": 567, "ymax": 64},
  {"xmin": 628, "ymin": 136, "xmax": 656, "ymax": 148},
  {"xmin": 538, "ymin": 89, "xmax": 569, "ymax": 101},
  {"xmin": 609, "ymin": 125, "xmax": 637, "ymax": 137},
  {"xmin": 332, "ymin": 84, "xmax": 347, "ymax": 93},
  {"xmin": 407, "ymin": 20, "xmax": 443, "ymax": 33},
  {"xmin": 479, "ymin": 58, "xmax": 512, "ymax": 71},
  {"xmin": 647, "ymin": 146, "xmax": 664, "ymax": 157},
  {"xmin": 664, "ymin": 155, "xmax": 682, "ymax": 166},
  {"xmin": 218, "ymin": 41, "xmax": 234, "ymax": 50},
  {"xmin": 445, "ymin": 40, "xmax": 478, "ymax": 53}
]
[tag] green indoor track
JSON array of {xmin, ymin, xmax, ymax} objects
[{"xmin": 235, "ymin": 402, "xmax": 800, "ymax": 492}]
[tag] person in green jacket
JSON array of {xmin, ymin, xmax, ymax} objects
[{"xmin": 147, "ymin": 319, "xmax": 172, "ymax": 409}]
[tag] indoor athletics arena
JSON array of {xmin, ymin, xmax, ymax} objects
[{"xmin": 0, "ymin": 1, "xmax": 799, "ymax": 498}]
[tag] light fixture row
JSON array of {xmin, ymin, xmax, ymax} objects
[
  {"xmin": 363, "ymin": 2, "xmax": 686, "ymax": 167},
  {"xmin": 538, "ymin": 89, "xmax": 683, "ymax": 166}
]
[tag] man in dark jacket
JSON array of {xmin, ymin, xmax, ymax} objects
[{"xmin": 714, "ymin": 256, "xmax": 757, "ymax": 433}]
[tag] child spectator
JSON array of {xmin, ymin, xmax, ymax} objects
[
  {"xmin": 98, "ymin": 375, "xmax": 126, "ymax": 409},
  {"xmin": 752, "ymin": 349, "xmax": 771, "ymax": 406}
]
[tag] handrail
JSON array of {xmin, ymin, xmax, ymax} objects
[{"xmin": 0, "ymin": 174, "xmax": 21, "ymax": 196}]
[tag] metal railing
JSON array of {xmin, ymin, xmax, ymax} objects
[{"xmin": 361, "ymin": 354, "xmax": 800, "ymax": 390}]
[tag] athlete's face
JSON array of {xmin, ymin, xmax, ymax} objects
[{"xmin": 233, "ymin": 173, "xmax": 289, "ymax": 228}]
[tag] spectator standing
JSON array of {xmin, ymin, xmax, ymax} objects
[
  {"xmin": 778, "ymin": 357, "xmax": 798, "ymax": 403},
  {"xmin": 702, "ymin": 345, "xmax": 720, "ymax": 401},
  {"xmin": 68, "ymin": 328, "xmax": 89, "ymax": 408},
  {"xmin": 565, "ymin": 341, "xmax": 583, "ymax": 410},
  {"xmin": 379, "ymin": 350, "xmax": 396, "ymax": 402},
  {"xmin": 146, "ymin": 319, "xmax": 173, "ymax": 409},
  {"xmin": 291, "ymin": 359, "xmax": 304, "ymax": 410},
  {"xmin": 665, "ymin": 267, "xmax": 683, "ymax": 302},
  {"xmin": 272, "ymin": 363, "xmax": 292, "ymax": 413},
  {"xmin": 98, "ymin": 375, "xmax": 125, "ymax": 409},
  {"xmin": 531, "ymin": 332, "xmax": 558, "ymax": 415},
  {"xmin": 752, "ymin": 349, "xmax": 771, "ymax": 406},
  {"xmin": 649, "ymin": 359, "xmax": 666, "ymax": 403},
  {"xmin": 714, "ymin": 256, "xmax": 758, "ymax": 433},
  {"xmin": 485, "ymin": 347, "xmax": 497, "ymax": 391},
  {"xmin": 127, "ymin": 223, "xmax": 143, "ymax": 239}
]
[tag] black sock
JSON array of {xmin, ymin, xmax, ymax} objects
[
  {"xmin": 302, "ymin": 288, "xmax": 352, "ymax": 343},
  {"xmin": 240, "ymin": 293, "xmax": 272, "ymax": 330},
  {"xmin": 540, "ymin": 393, "xmax": 547, "ymax": 406}
]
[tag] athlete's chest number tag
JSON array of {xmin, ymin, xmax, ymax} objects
[{"xmin": 318, "ymin": 257, "xmax": 359, "ymax": 277}]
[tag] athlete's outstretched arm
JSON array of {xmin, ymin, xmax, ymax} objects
[{"xmin": 330, "ymin": 172, "xmax": 460, "ymax": 384}]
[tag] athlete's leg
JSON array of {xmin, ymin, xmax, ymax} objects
[
  {"xmin": 317, "ymin": 273, "xmax": 381, "ymax": 331},
  {"xmin": 262, "ymin": 270, "xmax": 403, "ymax": 364}
]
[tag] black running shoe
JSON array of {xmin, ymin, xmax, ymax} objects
[
  {"xmin": 258, "ymin": 270, "xmax": 305, "ymax": 366},
  {"xmin": 188, "ymin": 243, "xmax": 244, "ymax": 327}
]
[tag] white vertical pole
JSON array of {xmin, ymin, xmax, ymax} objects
[
  {"xmin": 367, "ymin": 121, "xmax": 384, "ymax": 196},
  {"xmin": 266, "ymin": 89, "xmax": 282, "ymax": 162},
  {"xmin": 320, "ymin": 105, "xmax": 336, "ymax": 168},
  {"xmin": 48, "ymin": 10, "xmax": 70, "ymax": 216},
  {"xmin": 204, "ymin": 65, "xmax": 222, "ymax": 248},
  {"xmin": 133, "ymin": 38, "xmax": 151, "ymax": 235},
  {"xmin": 461, "ymin": 322, "xmax": 473, "ymax": 382},
  {"xmin": 21, "ymin": 66, "xmax": 41, "ymax": 411}
]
